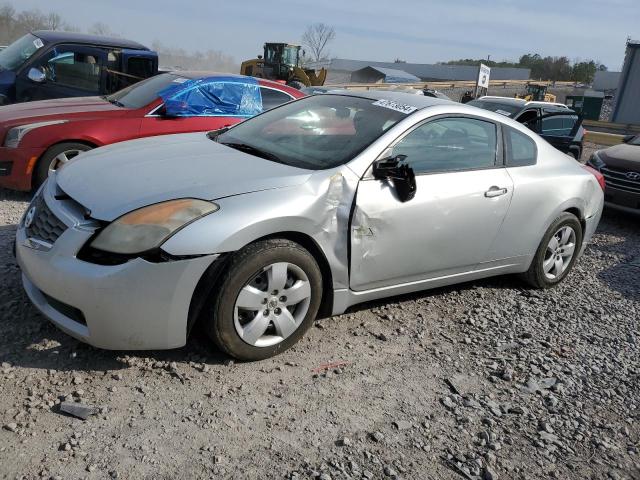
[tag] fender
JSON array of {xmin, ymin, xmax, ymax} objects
[{"xmin": 161, "ymin": 168, "xmax": 361, "ymax": 290}]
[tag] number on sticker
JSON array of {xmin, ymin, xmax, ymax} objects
[{"xmin": 372, "ymin": 99, "xmax": 418, "ymax": 115}]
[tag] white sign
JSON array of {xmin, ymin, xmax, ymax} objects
[
  {"xmin": 372, "ymin": 99, "xmax": 417, "ymax": 115},
  {"xmin": 477, "ymin": 63, "xmax": 491, "ymax": 89}
]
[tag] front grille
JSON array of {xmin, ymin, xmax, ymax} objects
[
  {"xmin": 601, "ymin": 166, "xmax": 640, "ymax": 194},
  {"xmin": 25, "ymin": 194, "xmax": 67, "ymax": 244}
]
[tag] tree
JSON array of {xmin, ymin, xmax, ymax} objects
[
  {"xmin": 89, "ymin": 22, "xmax": 118, "ymax": 37},
  {"xmin": 302, "ymin": 23, "xmax": 336, "ymax": 62},
  {"xmin": 44, "ymin": 12, "xmax": 63, "ymax": 30}
]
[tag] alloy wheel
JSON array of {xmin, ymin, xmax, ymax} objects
[
  {"xmin": 543, "ymin": 226, "xmax": 576, "ymax": 280},
  {"xmin": 233, "ymin": 262, "xmax": 312, "ymax": 347},
  {"xmin": 48, "ymin": 149, "xmax": 84, "ymax": 176}
]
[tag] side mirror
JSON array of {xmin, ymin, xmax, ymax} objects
[
  {"xmin": 27, "ymin": 67, "xmax": 46, "ymax": 83},
  {"xmin": 622, "ymin": 134, "xmax": 635, "ymax": 144},
  {"xmin": 372, "ymin": 154, "xmax": 416, "ymax": 202}
]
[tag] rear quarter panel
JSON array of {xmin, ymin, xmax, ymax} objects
[{"xmin": 493, "ymin": 141, "xmax": 602, "ymax": 263}]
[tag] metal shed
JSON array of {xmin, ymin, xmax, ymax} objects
[
  {"xmin": 611, "ymin": 39, "xmax": 640, "ymax": 125},
  {"xmin": 350, "ymin": 66, "xmax": 420, "ymax": 84}
]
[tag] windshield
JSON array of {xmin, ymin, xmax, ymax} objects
[
  {"xmin": 106, "ymin": 73, "xmax": 184, "ymax": 109},
  {"xmin": 217, "ymin": 94, "xmax": 412, "ymax": 170},
  {"xmin": 468, "ymin": 99, "xmax": 522, "ymax": 117},
  {"xmin": 0, "ymin": 34, "xmax": 44, "ymax": 71},
  {"xmin": 282, "ymin": 46, "xmax": 299, "ymax": 66},
  {"xmin": 630, "ymin": 135, "xmax": 640, "ymax": 146}
]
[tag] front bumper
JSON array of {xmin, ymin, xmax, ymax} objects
[
  {"xmin": 604, "ymin": 186, "xmax": 640, "ymax": 213},
  {"xmin": 0, "ymin": 145, "xmax": 44, "ymax": 191},
  {"xmin": 15, "ymin": 182, "xmax": 218, "ymax": 350}
]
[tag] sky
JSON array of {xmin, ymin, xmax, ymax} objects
[{"xmin": 11, "ymin": 0, "xmax": 640, "ymax": 70}]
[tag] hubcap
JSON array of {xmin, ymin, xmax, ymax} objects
[
  {"xmin": 233, "ymin": 262, "xmax": 311, "ymax": 347},
  {"xmin": 543, "ymin": 226, "xmax": 576, "ymax": 280},
  {"xmin": 48, "ymin": 149, "xmax": 84, "ymax": 176}
]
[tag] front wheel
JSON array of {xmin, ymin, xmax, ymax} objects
[
  {"xmin": 204, "ymin": 239, "xmax": 323, "ymax": 360},
  {"xmin": 522, "ymin": 212, "xmax": 583, "ymax": 288},
  {"xmin": 34, "ymin": 142, "xmax": 92, "ymax": 189}
]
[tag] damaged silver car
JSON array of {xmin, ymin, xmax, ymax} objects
[{"xmin": 16, "ymin": 92, "xmax": 605, "ymax": 360}]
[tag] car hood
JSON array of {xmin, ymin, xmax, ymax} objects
[
  {"xmin": 0, "ymin": 95, "xmax": 124, "ymax": 124},
  {"xmin": 56, "ymin": 132, "xmax": 313, "ymax": 221},
  {"xmin": 599, "ymin": 144, "xmax": 640, "ymax": 170}
]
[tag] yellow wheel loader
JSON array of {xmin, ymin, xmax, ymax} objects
[
  {"xmin": 240, "ymin": 43, "xmax": 327, "ymax": 89},
  {"xmin": 515, "ymin": 83, "xmax": 557, "ymax": 103}
]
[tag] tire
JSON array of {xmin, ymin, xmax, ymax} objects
[
  {"xmin": 34, "ymin": 142, "xmax": 92, "ymax": 189},
  {"xmin": 204, "ymin": 239, "xmax": 323, "ymax": 360},
  {"xmin": 286, "ymin": 80, "xmax": 305, "ymax": 90},
  {"xmin": 522, "ymin": 212, "xmax": 583, "ymax": 289}
]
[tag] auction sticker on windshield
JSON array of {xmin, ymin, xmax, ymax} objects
[
  {"xmin": 495, "ymin": 109, "xmax": 512, "ymax": 117},
  {"xmin": 372, "ymin": 99, "xmax": 417, "ymax": 114},
  {"xmin": 33, "ymin": 38, "xmax": 44, "ymax": 49}
]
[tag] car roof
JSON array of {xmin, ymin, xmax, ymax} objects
[
  {"xmin": 325, "ymin": 89, "xmax": 455, "ymax": 109},
  {"xmin": 33, "ymin": 30, "xmax": 151, "ymax": 51}
]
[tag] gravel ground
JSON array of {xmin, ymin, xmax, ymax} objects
[{"xmin": 1, "ymin": 169, "xmax": 639, "ymax": 480}]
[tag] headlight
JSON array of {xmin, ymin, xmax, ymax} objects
[
  {"xmin": 90, "ymin": 199, "xmax": 219, "ymax": 254},
  {"xmin": 4, "ymin": 120, "xmax": 68, "ymax": 148},
  {"xmin": 587, "ymin": 151, "xmax": 606, "ymax": 170}
]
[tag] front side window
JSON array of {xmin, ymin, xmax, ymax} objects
[
  {"xmin": 390, "ymin": 117, "xmax": 497, "ymax": 174},
  {"xmin": 505, "ymin": 127, "xmax": 537, "ymax": 167},
  {"xmin": 217, "ymin": 95, "xmax": 410, "ymax": 170},
  {"xmin": 38, "ymin": 47, "xmax": 102, "ymax": 92}
]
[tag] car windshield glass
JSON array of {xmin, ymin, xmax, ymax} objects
[
  {"xmin": 106, "ymin": 73, "xmax": 184, "ymax": 109},
  {"xmin": 282, "ymin": 46, "xmax": 298, "ymax": 66},
  {"xmin": 630, "ymin": 136, "xmax": 640, "ymax": 146},
  {"xmin": 0, "ymin": 34, "xmax": 44, "ymax": 71},
  {"xmin": 216, "ymin": 95, "xmax": 412, "ymax": 170},
  {"xmin": 468, "ymin": 100, "xmax": 522, "ymax": 117}
]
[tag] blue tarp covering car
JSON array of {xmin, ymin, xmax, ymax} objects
[{"xmin": 159, "ymin": 76, "xmax": 263, "ymax": 117}]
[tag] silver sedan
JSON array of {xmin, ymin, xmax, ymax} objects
[{"xmin": 15, "ymin": 92, "xmax": 605, "ymax": 360}]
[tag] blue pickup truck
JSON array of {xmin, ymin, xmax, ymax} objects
[{"xmin": 0, "ymin": 31, "xmax": 158, "ymax": 105}]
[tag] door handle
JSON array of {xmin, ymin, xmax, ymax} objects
[{"xmin": 484, "ymin": 186, "xmax": 508, "ymax": 198}]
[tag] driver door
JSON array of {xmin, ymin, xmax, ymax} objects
[
  {"xmin": 16, "ymin": 44, "xmax": 106, "ymax": 101},
  {"xmin": 350, "ymin": 116, "xmax": 514, "ymax": 291}
]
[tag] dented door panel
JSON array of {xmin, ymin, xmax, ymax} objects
[{"xmin": 350, "ymin": 169, "xmax": 514, "ymax": 291}]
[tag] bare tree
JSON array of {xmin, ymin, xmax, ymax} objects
[
  {"xmin": 301, "ymin": 23, "xmax": 336, "ymax": 62},
  {"xmin": 44, "ymin": 12, "xmax": 63, "ymax": 30},
  {"xmin": 16, "ymin": 9, "xmax": 47, "ymax": 32},
  {"xmin": 89, "ymin": 22, "xmax": 118, "ymax": 37}
]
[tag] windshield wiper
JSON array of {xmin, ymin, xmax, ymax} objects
[{"xmin": 220, "ymin": 142, "xmax": 282, "ymax": 163}]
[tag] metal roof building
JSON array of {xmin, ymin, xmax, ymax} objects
[
  {"xmin": 350, "ymin": 66, "xmax": 420, "ymax": 83},
  {"xmin": 593, "ymin": 71, "xmax": 621, "ymax": 91},
  {"xmin": 307, "ymin": 58, "xmax": 530, "ymax": 83},
  {"xmin": 611, "ymin": 39, "xmax": 640, "ymax": 125}
]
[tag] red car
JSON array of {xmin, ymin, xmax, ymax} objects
[{"xmin": 0, "ymin": 72, "xmax": 303, "ymax": 190}]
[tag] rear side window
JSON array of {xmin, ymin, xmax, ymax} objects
[
  {"xmin": 540, "ymin": 115, "xmax": 578, "ymax": 137},
  {"xmin": 260, "ymin": 87, "xmax": 294, "ymax": 111},
  {"xmin": 505, "ymin": 127, "xmax": 537, "ymax": 167}
]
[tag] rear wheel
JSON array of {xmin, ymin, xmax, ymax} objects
[
  {"xmin": 34, "ymin": 142, "xmax": 92, "ymax": 189},
  {"xmin": 522, "ymin": 212, "xmax": 583, "ymax": 288},
  {"xmin": 204, "ymin": 239, "xmax": 322, "ymax": 360}
]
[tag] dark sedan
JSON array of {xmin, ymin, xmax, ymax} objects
[{"xmin": 587, "ymin": 135, "xmax": 640, "ymax": 214}]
